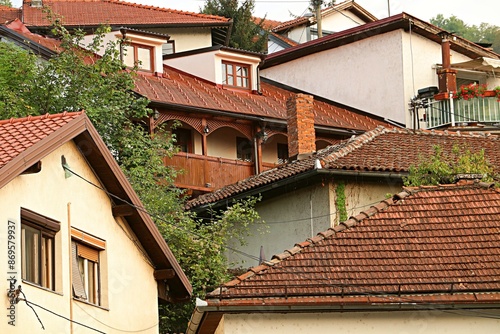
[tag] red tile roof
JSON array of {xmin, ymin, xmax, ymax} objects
[
  {"xmin": 0, "ymin": 112, "xmax": 82, "ymax": 169},
  {"xmin": 22, "ymin": 0, "xmax": 230, "ymax": 27},
  {"xmin": 4, "ymin": 18, "xmax": 63, "ymax": 53},
  {"xmin": 135, "ymin": 66, "xmax": 387, "ymax": 131},
  {"xmin": 186, "ymin": 126, "xmax": 500, "ymax": 210},
  {"xmin": 0, "ymin": 5, "xmax": 21, "ymax": 23},
  {"xmin": 207, "ymin": 181, "xmax": 500, "ymax": 307}
]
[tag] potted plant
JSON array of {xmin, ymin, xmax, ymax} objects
[
  {"xmin": 495, "ymin": 86, "xmax": 500, "ymax": 102},
  {"xmin": 454, "ymin": 83, "xmax": 487, "ymax": 100}
]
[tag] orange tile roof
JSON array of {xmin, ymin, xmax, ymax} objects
[
  {"xmin": 22, "ymin": 0, "xmax": 230, "ymax": 27},
  {"xmin": 187, "ymin": 126, "xmax": 500, "ymax": 210},
  {"xmin": 135, "ymin": 66, "xmax": 387, "ymax": 131},
  {"xmin": 207, "ymin": 181, "xmax": 500, "ymax": 306},
  {"xmin": 0, "ymin": 5, "xmax": 21, "ymax": 23},
  {"xmin": 0, "ymin": 112, "xmax": 83, "ymax": 169},
  {"xmin": 4, "ymin": 18, "xmax": 63, "ymax": 52}
]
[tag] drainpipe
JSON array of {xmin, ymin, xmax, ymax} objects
[
  {"xmin": 449, "ymin": 92, "xmax": 456, "ymax": 127},
  {"xmin": 254, "ymin": 137, "xmax": 259, "ymax": 175}
]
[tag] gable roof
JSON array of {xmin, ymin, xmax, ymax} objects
[
  {"xmin": 186, "ymin": 126, "xmax": 500, "ymax": 211},
  {"xmin": 205, "ymin": 181, "xmax": 500, "ymax": 308},
  {"xmin": 0, "ymin": 112, "xmax": 192, "ymax": 301},
  {"xmin": 262, "ymin": 12, "xmax": 500, "ymax": 69},
  {"xmin": 271, "ymin": 0, "xmax": 377, "ymax": 34},
  {"xmin": 22, "ymin": 0, "xmax": 230, "ymax": 28},
  {"xmin": 135, "ymin": 68, "xmax": 387, "ymax": 133}
]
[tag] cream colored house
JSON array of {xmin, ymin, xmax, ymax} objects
[
  {"xmin": 261, "ymin": 13, "xmax": 500, "ymax": 128},
  {"xmin": 1, "ymin": 112, "xmax": 191, "ymax": 333},
  {"xmin": 188, "ymin": 181, "xmax": 500, "ymax": 333}
]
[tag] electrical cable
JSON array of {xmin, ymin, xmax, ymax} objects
[
  {"xmin": 18, "ymin": 287, "xmax": 106, "ymax": 333},
  {"xmin": 18, "ymin": 287, "xmax": 45, "ymax": 330}
]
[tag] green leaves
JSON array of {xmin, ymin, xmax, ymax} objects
[{"xmin": 404, "ymin": 145, "xmax": 495, "ymax": 186}]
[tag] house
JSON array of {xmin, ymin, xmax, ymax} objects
[
  {"xmin": 265, "ymin": 0, "xmax": 377, "ymax": 53},
  {"xmin": 260, "ymin": 12, "xmax": 500, "ymax": 128},
  {"xmin": 187, "ymin": 180, "xmax": 500, "ymax": 334},
  {"xmin": 186, "ymin": 119, "xmax": 500, "ymax": 267},
  {"xmin": 18, "ymin": 0, "xmax": 232, "ymax": 54},
  {"xmin": 0, "ymin": 112, "xmax": 191, "ymax": 333},
  {"xmin": 0, "ymin": 18, "xmax": 389, "ymax": 197}
]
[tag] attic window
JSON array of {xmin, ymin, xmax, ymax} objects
[
  {"xmin": 123, "ymin": 43, "xmax": 154, "ymax": 72},
  {"xmin": 222, "ymin": 61, "xmax": 250, "ymax": 90}
]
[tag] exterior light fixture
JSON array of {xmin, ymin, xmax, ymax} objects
[
  {"xmin": 203, "ymin": 125, "xmax": 210, "ymax": 134},
  {"xmin": 61, "ymin": 155, "xmax": 73, "ymax": 178}
]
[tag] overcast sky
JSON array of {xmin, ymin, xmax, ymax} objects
[{"xmin": 11, "ymin": 0, "xmax": 500, "ymax": 26}]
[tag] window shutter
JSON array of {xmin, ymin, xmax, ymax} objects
[
  {"xmin": 77, "ymin": 243, "xmax": 99, "ymax": 263},
  {"xmin": 71, "ymin": 241, "xmax": 87, "ymax": 300}
]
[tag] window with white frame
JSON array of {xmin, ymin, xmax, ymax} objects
[
  {"xmin": 71, "ymin": 229, "xmax": 105, "ymax": 306},
  {"xmin": 21, "ymin": 208, "xmax": 60, "ymax": 290}
]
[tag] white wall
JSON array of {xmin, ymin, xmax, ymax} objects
[
  {"xmin": 219, "ymin": 310, "xmax": 500, "ymax": 333},
  {"xmin": 0, "ymin": 142, "xmax": 159, "ymax": 333}
]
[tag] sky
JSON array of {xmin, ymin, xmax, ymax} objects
[{"xmin": 11, "ymin": 0, "xmax": 500, "ymax": 27}]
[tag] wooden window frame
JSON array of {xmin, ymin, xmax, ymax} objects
[
  {"xmin": 21, "ymin": 208, "xmax": 60, "ymax": 291},
  {"xmin": 71, "ymin": 228, "xmax": 105, "ymax": 306},
  {"xmin": 124, "ymin": 42, "xmax": 155, "ymax": 72},
  {"xmin": 222, "ymin": 61, "xmax": 251, "ymax": 90}
]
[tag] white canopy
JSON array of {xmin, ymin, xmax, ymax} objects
[{"xmin": 451, "ymin": 57, "xmax": 500, "ymax": 76}]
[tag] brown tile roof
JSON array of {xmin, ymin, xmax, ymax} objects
[
  {"xmin": 0, "ymin": 5, "xmax": 21, "ymax": 23},
  {"xmin": 0, "ymin": 112, "xmax": 82, "ymax": 169},
  {"xmin": 135, "ymin": 66, "xmax": 386, "ymax": 131},
  {"xmin": 207, "ymin": 181, "xmax": 500, "ymax": 306},
  {"xmin": 3, "ymin": 18, "xmax": 63, "ymax": 53},
  {"xmin": 186, "ymin": 126, "xmax": 500, "ymax": 210},
  {"xmin": 22, "ymin": 0, "xmax": 230, "ymax": 28},
  {"xmin": 263, "ymin": 13, "xmax": 500, "ymax": 69}
]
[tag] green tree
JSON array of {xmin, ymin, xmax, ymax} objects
[
  {"xmin": 403, "ymin": 145, "xmax": 495, "ymax": 187},
  {"xmin": 0, "ymin": 19, "xmax": 262, "ymax": 332},
  {"xmin": 430, "ymin": 14, "xmax": 500, "ymax": 53},
  {"xmin": 202, "ymin": 0, "xmax": 268, "ymax": 52},
  {"xmin": 0, "ymin": 0, "xmax": 12, "ymax": 7}
]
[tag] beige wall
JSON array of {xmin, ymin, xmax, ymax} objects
[
  {"xmin": 1, "ymin": 142, "xmax": 159, "ymax": 333},
  {"xmin": 218, "ymin": 310, "xmax": 500, "ymax": 333}
]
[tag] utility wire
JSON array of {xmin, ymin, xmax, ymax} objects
[{"xmin": 18, "ymin": 287, "xmax": 45, "ymax": 330}]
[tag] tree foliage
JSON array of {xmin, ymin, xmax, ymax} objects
[
  {"xmin": 0, "ymin": 0, "xmax": 12, "ymax": 7},
  {"xmin": 201, "ymin": 0, "xmax": 268, "ymax": 52},
  {"xmin": 0, "ymin": 19, "xmax": 262, "ymax": 332},
  {"xmin": 403, "ymin": 145, "xmax": 495, "ymax": 187},
  {"xmin": 430, "ymin": 14, "xmax": 500, "ymax": 54}
]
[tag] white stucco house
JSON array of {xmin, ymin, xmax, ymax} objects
[
  {"xmin": 0, "ymin": 112, "xmax": 192, "ymax": 333},
  {"xmin": 187, "ymin": 180, "xmax": 500, "ymax": 334},
  {"xmin": 261, "ymin": 12, "xmax": 500, "ymax": 128}
]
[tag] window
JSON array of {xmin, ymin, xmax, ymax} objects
[
  {"xmin": 172, "ymin": 128, "xmax": 193, "ymax": 153},
  {"xmin": 123, "ymin": 43, "xmax": 154, "ymax": 72},
  {"xmin": 71, "ymin": 228, "xmax": 105, "ymax": 306},
  {"xmin": 236, "ymin": 137, "xmax": 253, "ymax": 162},
  {"xmin": 21, "ymin": 208, "xmax": 60, "ymax": 290},
  {"xmin": 222, "ymin": 61, "xmax": 250, "ymax": 90},
  {"xmin": 277, "ymin": 143, "xmax": 289, "ymax": 164},
  {"xmin": 162, "ymin": 40, "xmax": 175, "ymax": 56}
]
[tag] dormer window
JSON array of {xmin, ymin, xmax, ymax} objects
[
  {"xmin": 123, "ymin": 43, "xmax": 154, "ymax": 72},
  {"xmin": 222, "ymin": 61, "xmax": 250, "ymax": 90}
]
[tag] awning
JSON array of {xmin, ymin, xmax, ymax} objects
[{"xmin": 451, "ymin": 57, "xmax": 500, "ymax": 76}]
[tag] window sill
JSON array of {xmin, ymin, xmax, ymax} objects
[
  {"xmin": 21, "ymin": 279, "xmax": 63, "ymax": 296},
  {"xmin": 73, "ymin": 297, "xmax": 109, "ymax": 311}
]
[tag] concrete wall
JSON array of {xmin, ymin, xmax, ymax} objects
[
  {"xmin": 218, "ymin": 310, "xmax": 500, "ymax": 333},
  {"xmin": 1, "ymin": 142, "xmax": 159, "ymax": 333},
  {"xmin": 149, "ymin": 27, "xmax": 213, "ymax": 53}
]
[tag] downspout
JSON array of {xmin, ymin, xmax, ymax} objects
[
  {"xmin": 67, "ymin": 203, "xmax": 74, "ymax": 333},
  {"xmin": 254, "ymin": 137, "xmax": 259, "ymax": 175}
]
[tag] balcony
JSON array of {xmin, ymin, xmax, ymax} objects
[
  {"xmin": 426, "ymin": 94, "xmax": 500, "ymax": 129},
  {"xmin": 165, "ymin": 153, "xmax": 279, "ymax": 192}
]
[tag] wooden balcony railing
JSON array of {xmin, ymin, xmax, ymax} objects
[
  {"xmin": 426, "ymin": 94, "xmax": 500, "ymax": 129},
  {"xmin": 165, "ymin": 153, "xmax": 255, "ymax": 191}
]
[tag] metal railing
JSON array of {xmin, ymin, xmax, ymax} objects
[{"xmin": 426, "ymin": 96, "xmax": 500, "ymax": 129}]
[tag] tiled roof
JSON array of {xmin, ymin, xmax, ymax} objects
[
  {"xmin": 135, "ymin": 66, "xmax": 386, "ymax": 131},
  {"xmin": 4, "ymin": 18, "xmax": 63, "ymax": 53},
  {"xmin": 186, "ymin": 126, "xmax": 500, "ymax": 209},
  {"xmin": 0, "ymin": 5, "xmax": 21, "ymax": 23},
  {"xmin": 0, "ymin": 112, "xmax": 83, "ymax": 169},
  {"xmin": 208, "ymin": 181, "xmax": 500, "ymax": 306},
  {"xmin": 22, "ymin": 0, "xmax": 230, "ymax": 27}
]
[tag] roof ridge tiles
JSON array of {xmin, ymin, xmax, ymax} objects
[{"xmin": 1, "ymin": 111, "xmax": 83, "ymax": 125}]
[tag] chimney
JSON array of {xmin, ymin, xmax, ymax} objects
[
  {"xmin": 287, "ymin": 94, "xmax": 315, "ymax": 160},
  {"xmin": 437, "ymin": 32, "xmax": 457, "ymax": 94}
]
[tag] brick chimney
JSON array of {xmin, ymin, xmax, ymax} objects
[
  {"xmin": 287, "ymin": 94, "xmax": 315, "ymax": 160},
  {"xmin": 437, "ymin": 32, "xmax": 457, "ymax": 94}
]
